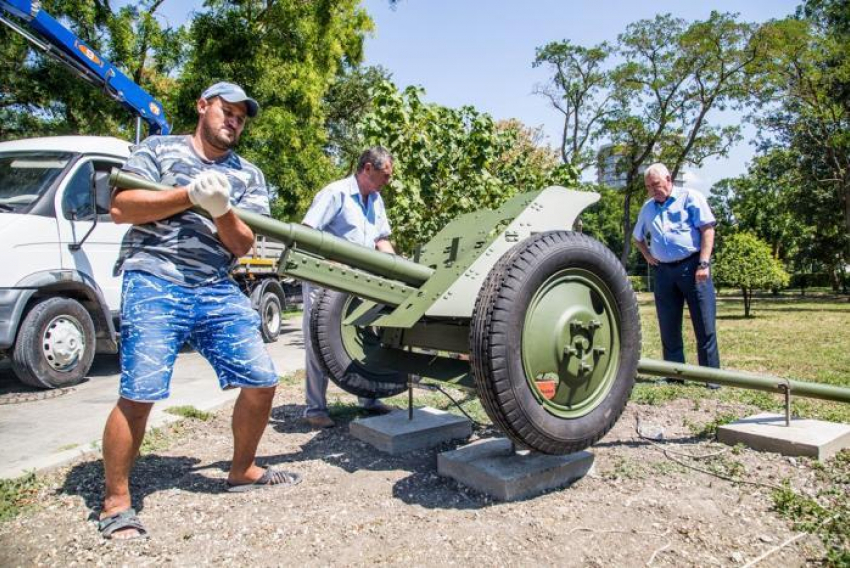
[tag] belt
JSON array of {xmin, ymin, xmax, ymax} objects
[{"xmin": 658, "ymin": 252, "xmax": 698, "ymax": 266}]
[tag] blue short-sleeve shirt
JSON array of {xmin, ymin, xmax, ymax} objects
[
  {"xmin": 114, "ymin": 135, "xmax": 270, "ymax": 286},
  {"xmin": 632, "ymin": 187, "xmax": 716, "ymax": 263},
  {"xmin": 301, "ymin": 176, "xmax": 391, "ymax": 247}
]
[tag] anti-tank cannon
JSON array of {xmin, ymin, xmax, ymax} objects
[{"xmin": 110, "ymin": 170, "xmax": 850, "ymax": 455}]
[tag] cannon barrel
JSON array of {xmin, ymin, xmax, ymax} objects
[
  {"xmin": 638, "ymin": 358, "xmax": 850, "ymax": 403},
  {"xmin": 108, "ymin": 169, "xmax": 434, "ymax": 287}
]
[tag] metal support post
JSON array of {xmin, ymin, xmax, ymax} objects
[
  {"xmin": 408, "ymin": 377, "xmax": 413, "ymax": 421},
  {"xmin": 778, "ymin": 381, "xmax": 792, "ymax": 427}
]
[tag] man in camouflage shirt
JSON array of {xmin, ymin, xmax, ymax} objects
[{"xmin": 98, "ymin": 83, "xmax": 301, "ymax": 541}]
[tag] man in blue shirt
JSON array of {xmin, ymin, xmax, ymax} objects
[
  {"xmin": 301, "ymin": 147, "xmax": 396, "ymax": 428},
  {"xmin": 632, "ymin": 163, "xmax": 720, "ymax": 382}
]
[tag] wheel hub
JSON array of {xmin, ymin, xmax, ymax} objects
[
  {"xmin": 265, "ymin": 302, "xmax": 280, "ymax": 332},
  {"xmin": 521, "ymin": 269, "xmax": 620, "ymax": 418},
  {"xmin": 42, "ymin": 315, "xmax": 85, "ymax": 371}
]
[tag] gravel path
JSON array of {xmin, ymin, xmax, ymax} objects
[{"xmin": 0, "ymin": 381, "xmax": 829, "ymax": 566}]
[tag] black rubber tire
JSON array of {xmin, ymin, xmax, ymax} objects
[
  {"xmin": 259, "ymin": 291, "xmax": 282, "ymax": 343},
  {"xmin": 310, "ymin": 288, "xmax": 407, "ymax": 399},
  {"xmin": 11, "ymin": 297, "xmax": 96, "ymax": 389},
  {"xmin": 470, "ymin": 231, "xmax": 640, "ymax": 455}
]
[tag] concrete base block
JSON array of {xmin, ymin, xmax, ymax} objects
[
  {"xmin": 349, "ymin": 407, "xmax": 472, "ymax": 455},
  {"xmin": 437, "ymin": 438, "xmax": 594, "ymax": 501},
  {"xmin": 717, "ymin": 413, "xmax": 850, "ymax": 460}
]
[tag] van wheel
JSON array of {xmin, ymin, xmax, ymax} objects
[
  {"xmin": 11, "ymin": 298, "xmax": 96, "ymax": 389},
  {"xmin": 259, "ymin": 292, "xmax": 282, "ymax": 343}
]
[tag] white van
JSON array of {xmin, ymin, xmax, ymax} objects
[{"xmin": 0, "ymin": 136, "xmax": 294, "ymax": 389}]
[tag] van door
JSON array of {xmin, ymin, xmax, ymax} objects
[{"xmin": 55, "ymin": 158, "xmax": 129, "ymax": 313}]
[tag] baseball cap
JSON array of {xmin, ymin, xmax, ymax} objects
[{"xmin": 201, "ymin": 82, "xmax": 259, "ymax": 117}]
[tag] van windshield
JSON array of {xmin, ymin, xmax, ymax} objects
[{"xmin": 0, "ymin": 152, "xmax": 74, "ymax": 213}]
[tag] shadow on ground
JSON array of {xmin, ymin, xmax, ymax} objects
[{"xmin": 60, "ymin": 454, "xmax": 211, "ymax": 518}]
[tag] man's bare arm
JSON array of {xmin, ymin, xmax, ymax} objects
[
  {"xmin": 110, "ymin": 187, "xmax": 193, "ymax": 225},
  {"xmin": 214, "ymin": 211, "xmax": 256, "ymax": 258},
  {"xmin": 699, "ymin": 225, "xmax": 715, "ymax": 263}
]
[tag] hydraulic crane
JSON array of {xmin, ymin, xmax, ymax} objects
[{"xmin": 0, "ymin": 0, "xmax": 171, "ymax": 140}]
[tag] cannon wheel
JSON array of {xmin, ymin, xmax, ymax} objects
[
  {"xmin": 470, "ymin": 231, "xmax": 640, "ymax": 454},
  {"xmin": 310, "ymin": 288, "xmax": 408, "ymax": 399}
]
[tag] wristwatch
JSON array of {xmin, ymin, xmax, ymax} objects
[{"xmin": 697, "ymin": 260, "xmax": 711, "ymax": 269}]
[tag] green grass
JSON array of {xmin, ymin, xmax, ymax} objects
[
  {"xmin": 0, "ymin": 473, "xmax": 42, "ymax": 522},
  {"xmin": 164, "ymin": 405, "xmax": 213, "ymax": 421},
  {"xmin": 684, "ymin": 411, "xmax": 742, "ymax": 439},
  {"xmin": 633, "ymin": 290, "xmax": 850, "ymax": 422},
  {"xmin": 139, "ymin": 422, "xmax": 187, "ymax": 455},
  {"xmin": 772, "ymin": 450, "xmax": 849, "ymax": 567},
  {"xmin": 385, "ymin": 384, "xmax": 490, "ymax": 424}
]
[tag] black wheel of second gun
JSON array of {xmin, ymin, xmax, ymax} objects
[
  {"xmin": 470, "ymin": 231, "xmax": 641, "ymax": 455},
  {"xmin": 310, "ymin": 289, "xmax": 407, "ymax": 399}
]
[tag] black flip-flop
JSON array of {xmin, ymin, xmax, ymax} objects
[
  {"xmin": 226, "ymin": 468, "xmax": 303, "ymax": 493},
  {"xmin": 98, "ymin": 508, "xmax": 149, "ymax": 540}
]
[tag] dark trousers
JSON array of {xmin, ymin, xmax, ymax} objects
[{"xmin": 653, "ymin": 255, "xmax": 720, "ymax": 368}]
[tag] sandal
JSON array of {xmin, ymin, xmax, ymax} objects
[
  {"xmin": 98, "ymin": 508, "xmax": 149, "ymax": 540},
  {"xmin": 226, "ymin": 468, "xmax": 302, "ymax": 493}
]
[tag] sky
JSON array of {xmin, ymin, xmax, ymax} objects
[
  {"xmin": 359, "ymin": 0, "xmax": 801, "ymax": 192},
  {"xmin": 151, "ymin": 0, "xmax": 802, "ymax": 192}
]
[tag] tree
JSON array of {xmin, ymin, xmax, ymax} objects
[
  {"xmin": 359, "ymin": 80, "xmax": 576, "ymax": 254},
  {"xmin": 753, "ymin": 2, "xmax": 850, "ymax": 275},
  {"xmin": 0, "ymin": 0, "xmax": 186, "ymax": 140},
  {"xmin": 172, "ymin": 0, "xmax": 374, "ymax": 221},
  {"xmin": 709, "ymin": 149, "xmax": 804, "ymax": 261},
  {"xmin": 604, "ymin": 12, "xmax": 768, "ymax": 267},
  {"xmin": 713, "ymin": 232, "xmax": 790, "ymax": 317},
  {"xmin": 532, "ymin": 40, "xmax": 614, "ymax": 173},
  {"xmin": 323, "ymin": 64, "xmax": 393, "ymax": 172}
]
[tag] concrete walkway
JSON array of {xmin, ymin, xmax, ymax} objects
[{"xmin": 0, "ymin": 320, "xmax": 306, "ymax": 479}]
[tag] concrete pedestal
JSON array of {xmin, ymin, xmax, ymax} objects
[
  {"xmin": 437, "ymin": 438, "xmax": 594, "ymax": 501},
  {"xmin": 717, "ymin": 413, "xmax": 850, "ymax": 460},
  {"xmin": 349, "ymin": 407, "xmax": 472, "ymax": 455}
]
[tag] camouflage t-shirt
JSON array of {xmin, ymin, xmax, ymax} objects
[{"xmin": 114, "ymin": 135, "xmax": 270, "ymax": 286}]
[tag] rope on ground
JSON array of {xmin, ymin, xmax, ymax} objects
[
  {"xmin": 567, "ymin": 526, "xmax": 671, "ymax": 538},
  {"xmin": 741, "ymin": 515, "xmax": 837, "ymax": 568},
  {"xmin": 635, "ymin": 414, "xmax": 728, "ymax": 459},
  {"xmin": 645, "ymin": 542, "xmax": 671, "ymax": 566},
  {"xmin": 634, "ymin": 414, "xmax": 786, "ymax": 491}
]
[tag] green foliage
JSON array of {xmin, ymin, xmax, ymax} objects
[
  {"xmin": 174, "ymin": 0, "xmax": 375, "ymax": 221},
  {"xmin": 755, "ymin": 3, "xmax": 850, "ymax": 267},
  {"xmin": 139, "ymin": 422, "xmax": 185, "ymax": 455},
  {"xmin": 532, "ymin": 40, "xmax": 614, "ymax": 172},
  {"xmin": 0, "ymin": 0, "xmax": 186, "ymax": 140},
  {"xmin": 0, "ymin": 472, "xmax": 42, "ymax": 522},
  {"xmin": 324, "ymin": 64, "xmax": 393, "ymax": 171},
  {"xmin": 772, "ymin": 450, "xmax": 849, "ymax": 566},
  {"xmin": 164, "ymin": 405, "xmax": 213, "ymax": 421},
  {"xmin": 714, "ymin": 233, "xmax": 790, "ymax": 316},
  {"xmin": 577, "ymin": 183, "xmax": 632, "ymax": 259},
  {"xmin": 627, "ymin": 275, "xmax": 647, "ymax": 293},
  {"xmin": 359, "ymin": 80, "xmax": 577, "ymax": 254},
  {"xmin": 535, "ymin": 12, "xmax": 768, "ymax": 267},
  {"xmin": 684, "ymin": 411, "xmax": 740, "ymax": 439}
]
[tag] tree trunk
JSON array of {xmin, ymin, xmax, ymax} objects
[{"xmin": 743, "ymin": 287, "xmax": 751, "ymax": 318}]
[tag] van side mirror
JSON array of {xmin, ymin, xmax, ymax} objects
[
  {"xmin": 68, "ymin": 169, "xmax": 102, "ymax": 251},
  {"xmin": 94, "ymin": 171, "xmax": 113, "ymax": 215}
]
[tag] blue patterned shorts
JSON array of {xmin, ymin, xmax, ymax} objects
[{"xmin": 119, "ymin": 271, "xmax": 278, "ymax": 401}]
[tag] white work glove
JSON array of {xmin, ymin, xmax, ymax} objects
[{"xmin": 187, "ymin": 171, "xmax": 232, "ymax": 218}]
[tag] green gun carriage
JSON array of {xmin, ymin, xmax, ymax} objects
[{"xmin": 110, "ymin": 170, "xmax": 850, "ymax": 455}]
